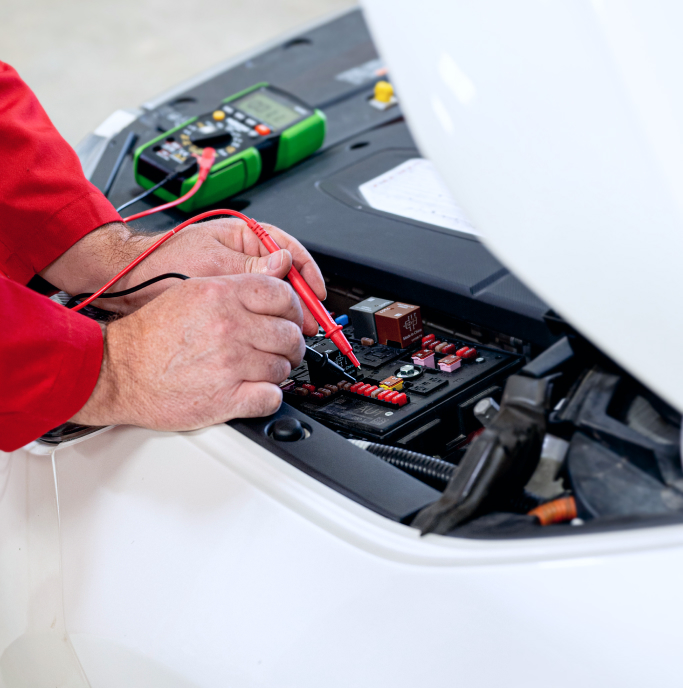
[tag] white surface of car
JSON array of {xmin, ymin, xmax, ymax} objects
[
  {"xmin": 3, "ymin": 425, "xmax": 683, "ymax": 687},
  {"xmin": 3, "ymin": 2, "xmax": 683, "ymax": 686}
]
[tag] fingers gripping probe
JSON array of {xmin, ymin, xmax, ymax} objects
[{"xmin": 247, "ymin": 222, "xmax": 360, "ymax": 369}]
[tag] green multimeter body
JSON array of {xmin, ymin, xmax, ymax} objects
[{"xmin": 133, "ymin": 84, "xmax": 326, "ymax": 212}]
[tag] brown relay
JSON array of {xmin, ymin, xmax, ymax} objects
[{"xmin": 375, "ymin": 302, "xmax": 423, "ymax": 348}]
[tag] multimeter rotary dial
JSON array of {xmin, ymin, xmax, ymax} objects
[
  {"xmin": 188, "ymin": 127, "xmax": 233, "ymax": 149},
  {"xmin": 181, "ymin": 119, "xmax": 244, "ymax": 157}
]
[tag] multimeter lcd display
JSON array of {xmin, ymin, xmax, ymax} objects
[{"xmin": 234, "ymin": 92, "xmax": 301, "ymax": 130}]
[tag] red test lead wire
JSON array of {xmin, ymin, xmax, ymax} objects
[
  {"xmin": 71, "ymin": 156, "xmax": 361, "ymax": 367},
  {"xmin": 72, "ymin": 149, "xmax": 217, "ymax": 312}
]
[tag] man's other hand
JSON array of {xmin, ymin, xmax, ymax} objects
[
  {"xmin": 71, "ymin": 274, "xmax": 305, "ymax": 429},
  {"xmin": 40, "ymin": 218, "xmax": 326, "ymax": 336}
]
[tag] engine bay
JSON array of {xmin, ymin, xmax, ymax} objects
[
  {"xmin": 56, "ymin": 7, "xmax": 683, "ymax": 540},
  {"xmin": 231, "ymin": 270, "xmax": 683, "ymax": 539}
]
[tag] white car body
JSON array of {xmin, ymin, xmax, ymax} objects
[
  {"xmin": 3, "ymin": 2, "xmax": 683, "ymax": 686},
  {"xmin": 2, "ymin": 426, "xmax": 683, "ymax": 687}
]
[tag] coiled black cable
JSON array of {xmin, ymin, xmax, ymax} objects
[
  {"xmin": 66, "ymin": 272, "xmax": 189, "ymax": 309},
  {"xmin": 350, "ymin": 440, "xmax": 456, "ymax": 485}
]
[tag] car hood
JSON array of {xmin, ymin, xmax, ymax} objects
[{"xmin": 362, "ymin": 0, "xmax": 683, "ymax": 412}]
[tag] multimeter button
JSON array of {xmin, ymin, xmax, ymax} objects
[
  {"xmin": 245, "ymin": 117, "xmax": 257, "ymax": 126},
  {"xmin": 223, "ymin": 105, "xmax": 233, "ymax": 114},
  {"xmin": 255, "ymin": 124, "xmax": 271, "ymax": 135},
  {"xmin": 248, "ymin": 131, "xmax": 259, "ymax": 138},
  {"xmin": 234, "ymin": 112, "xmax": 245, "ymax": 120},
  {"xmin": 212, "ymin": 110, "xmax": 226, "ymax": 121}
]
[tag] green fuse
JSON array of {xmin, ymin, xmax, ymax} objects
[{"xmin": 133, "ymin": 84, "xmax": 326, "ymax": 212}]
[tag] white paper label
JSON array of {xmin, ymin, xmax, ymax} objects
[{"xmin": 359, "ymin": 158, "xmax": 478, "ymax": 236}]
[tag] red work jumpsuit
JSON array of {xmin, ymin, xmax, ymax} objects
[{"xmin": 1, "ymin": 62, "xmax": 122, "ymax": 451}]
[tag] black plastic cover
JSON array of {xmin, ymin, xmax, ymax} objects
[{"xmin": 229, "ymin": 403, "xmax": 440, "ymax": 523}]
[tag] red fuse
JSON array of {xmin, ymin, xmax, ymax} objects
[
  {"xmin": 378, "ymin": 390, "xmax": 391, "ymax": 400},
  {"xmin": 440, "ymin": 343, "xmax": 456, "ymax": 354},
  {"xmin": 302, "ymin": 383, "xmax": 316, "ymax": 392},
  {"xmin": 456, "ymin": 346, "xmax": 478, "ymax": 360},
  {"xmin": 393, "ymin": 393, "xmax": 408, "ymax": 406},
  {"xmin": 350, "ymin": 382, "xmax": 364, "ymax": 393},
  {"xmin": 310, "ymin": 391, "xmax": 324, "ymax": 400},
  {"xmin": 384, "ymin": 391, "xmax": 399, "ymax": 403},
  {"xmin": 356, "ymin": 384, "xmax": 371, "ymax": 395},
  {"xmin": 422, "ymin": 334, "xmax": 436, "ymax": 346},
  {"xmin": 428, "ymin": 340, "xmax": 441, "ymax": 351},
  {"xmin": 364, "ymin": 385, "xmax": 378, "ymax": 396}
]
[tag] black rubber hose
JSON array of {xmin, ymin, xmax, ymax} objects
[{"xmin": 353, "ymin": 441, "xmax": 456, "ymax": 484}]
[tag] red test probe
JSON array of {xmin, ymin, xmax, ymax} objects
[
  {"xmin": 73, "ymin": 148, "xmax": 361, "ymax": 368},
  {"xmin": 247, "ymin": 221, "xmax": 360, "ymax": 368}
]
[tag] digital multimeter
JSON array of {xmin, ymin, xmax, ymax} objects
[{"xmin": 133, "ymin": 84, "xmax": 326, "ymax": 212}]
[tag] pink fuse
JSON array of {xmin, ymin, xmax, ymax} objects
[
  {"xmin": 439, "ymin": 354, "xmax": 462, "ymax": 372},
  {"xmin": 412, "ymin": 349, "xmax": 436, "ymax": 368}
]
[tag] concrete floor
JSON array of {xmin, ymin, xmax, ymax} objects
[{"xmin": 3, "ymin": 0, "xmax": 356, "ymax": 146}]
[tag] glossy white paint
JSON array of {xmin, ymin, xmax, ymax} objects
[
  {"xmin": 2, "ymin": 426, "xmax": 683, "ymax": 686},
  {"xmin": 361, "ymin": 0, "xmax": 683, "ymax": 413}
]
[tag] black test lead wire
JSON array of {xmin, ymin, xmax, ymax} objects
[{"xmin": 65, "ymin": 272, "xmax": 190, "ymax": 309}]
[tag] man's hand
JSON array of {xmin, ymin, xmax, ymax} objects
[
  {"xmin": 40, "ymin": 217, "xmax": 326, "ymax": 335},
  {"xmin": 71, "ymin": 274, "xmax": 305, "ymax": 429}
]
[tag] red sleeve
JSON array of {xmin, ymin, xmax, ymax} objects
[
  {"xmin": 0, "ymin": 278, "xmax": 104, "ymax": 452},
  {"xmin": 0, "ymin": 61, "xmax": 122, "ymax": 284},
  {"xmin": 0, "ymin": 62, "xmax": 119, "ymax": 449}
]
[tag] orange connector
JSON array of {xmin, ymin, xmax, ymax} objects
[{"xmin": 528, "ymin": 496, "xmax": 577, "ymax": 526}]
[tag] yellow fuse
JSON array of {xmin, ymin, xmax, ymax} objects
[
  {"xmin": 379, "ymin": 375, "xmax": 404, "ymax": 391},
  {"xmin": 374, "ymin": 80, "xmax": 394, "ymax": 104},
  {"xmin": 213, "ymin": 110, "xmax": 226, "ymax": 121}
]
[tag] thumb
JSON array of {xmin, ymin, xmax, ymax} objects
[{"xmin": 246, "ymin": 249, "xmax": 293, "ymax": 279}]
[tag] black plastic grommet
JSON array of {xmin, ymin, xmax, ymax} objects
[{"xmin": 270, "ymin": 417, "xmax": 306, "ymax": 442}]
